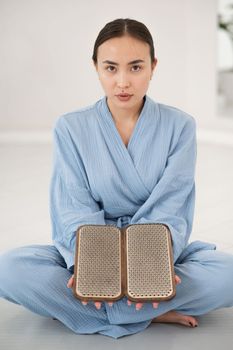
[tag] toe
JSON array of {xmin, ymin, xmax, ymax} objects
[{"xmin": 186, "ymin": 316, "xmax": 198, "ymax": 327}]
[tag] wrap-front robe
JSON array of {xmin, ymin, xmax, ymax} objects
[
  {"xmin": 0, "ymin": 95, "xmax": 233, "ymax": 339},
  {"xmin": 50, "ymin": 95, "xmax": 196, "ymax": 270}
]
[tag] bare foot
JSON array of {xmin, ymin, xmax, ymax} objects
[{"xmin": 152, "ymin": 310, "xmax": 198, "ymax": 327}]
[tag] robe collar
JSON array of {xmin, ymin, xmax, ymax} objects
[
  {"xmin": 96, "ymin": 94, "xmax": 157, "ymax": 201},
  {"xmin": 99, "ymin": 94, "xmax": 150, "ymax": 152}
]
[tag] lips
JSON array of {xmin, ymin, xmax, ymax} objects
[{"xmin": 116, "ymin": 94, "xmax": 133, "ymax": 102}]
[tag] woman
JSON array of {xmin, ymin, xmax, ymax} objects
[{"xmin": 0, "ymin": 18, "xmax": 233, "ymax": 339}]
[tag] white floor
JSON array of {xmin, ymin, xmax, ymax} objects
[{"xmin": 0, "ymin": 140, "xmax": 233, "ymax": 349}]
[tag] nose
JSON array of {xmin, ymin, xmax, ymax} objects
[{"xmin": 116, "ymin": 72, "xmax": 130, "ymax": 89}]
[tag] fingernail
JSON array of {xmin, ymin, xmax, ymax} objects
[
  {"xmin": 108, "ymin": 302, "xmax": 113, "ymax": 307},
  {"xmin": 127, "ymin": 300, "xmax": 132, "ymax": 306},
  {"xmin": 153, "ymin": 302, "xmax": 159, "ymax": 308},
  {"xmin": 136, "ymin": 303, "xmax": 142, "ymax": 310},
  {"xmin": 95, "ymin": 302, "xmax": 101, "ymax": 309},
  {"xmin": 81, "ymin": 301, "xmax": 88, "ymax": 305}
]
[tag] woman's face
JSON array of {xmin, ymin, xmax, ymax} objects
[{"xmin": 94, "ymin": 35, "xmax": 157, "ymax": 110}]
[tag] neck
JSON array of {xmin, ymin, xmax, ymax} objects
[{"xmin": 106, "ymin": 97, "xmax": 145, "ymax": 124}]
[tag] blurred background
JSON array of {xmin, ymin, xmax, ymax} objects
[
  {"xmin": 218, "ymin": 0, "xmax": 233, "ymax": 120},
  {"xmin": 0, "ymin": 0, "xmax": 233, "ymax": 254}
]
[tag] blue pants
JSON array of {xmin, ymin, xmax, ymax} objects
[{"xmin": 0, "ymin": 241, "xmax": 233, "ymax": 339}]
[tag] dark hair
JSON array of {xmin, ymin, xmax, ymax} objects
[{"xmin": 92, "ymin": 18, "xmax": 155, "ymax": 64}]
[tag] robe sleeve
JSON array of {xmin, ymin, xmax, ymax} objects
[
  {"xmin": 130, "ymin": 116, "xmax": 197, "ymax": 264},
  {"xmin": 49, "ymin": 116, "xmax": 106, "ymax": 271}
]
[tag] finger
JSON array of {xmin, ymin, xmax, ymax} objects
[
  {"xmin": 152, "ymin": 302, "xmax": 159, "ymax": 309},
  {"xmin": 94, "ymin": 302, "xmax": 101, "ymax": 310},
  {"xmin": 127, "ymin": 299, "xmax": 132, "ymax": 306},
  {"xmin": 136, "ymin": 302, "xmax": 143, "ymax": 311},
  {"xmin": 175, "ymin": 275, "xmax": 181, "ymax": 284},
  {"xmin": 81, "ymin": 301, "xmax": 88, "ymax": 305},
  {"xmin": 107, "ymin": 302, "xmax": 113, "ymax": 307},
  {"xmin": 67, "ymin": 276, "xmax": 74, "ymax": 288}
]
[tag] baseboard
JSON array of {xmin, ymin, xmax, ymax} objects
[
  {"xmin": 0, "ymin": 131, "xmax": 51, "ymax": 143},
  {"xmin": 196, "ymin": 129, "xmax": 233, "ymax": 147}
]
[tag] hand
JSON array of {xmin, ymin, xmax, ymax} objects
[{"xmin": 67, "ymin": 274, "xmax": 181, "ymax": 310}]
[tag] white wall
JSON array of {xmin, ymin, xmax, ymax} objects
[{"xmin": 0, "ymin": 0, "xmax": 222, "ymax": 131}]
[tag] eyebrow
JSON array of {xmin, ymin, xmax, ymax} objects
[{"xmin": 102, "ymin": 59, "xmax": 145, "ymax": 65}]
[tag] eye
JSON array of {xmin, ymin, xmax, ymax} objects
[
  {"xmin": 105, "ymin": 65, "xmax": 116, "ymax": 72},
  {"xmin": 131, "ymin": 65, "xmax": 142, "ymax": 72}
]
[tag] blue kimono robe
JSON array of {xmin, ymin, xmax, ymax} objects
[
  {"xmin": 1, "ymin": 95, "xmax": 233, "ymax": 339},
  {"xmin": 50, "ymin": 95, "xmax": 196, "ymax": 270}
]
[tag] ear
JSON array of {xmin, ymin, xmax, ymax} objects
[
  {"xmin": 151, "ymin": 57, "xmax": 157, "ymax": 72},
  {"xmin": 150, "ymin": 58, "xmax": 157, "ymax": 80},
  {"xmin": 93, "ymin": 60, "xmax": 98, "ymax": 72}
]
